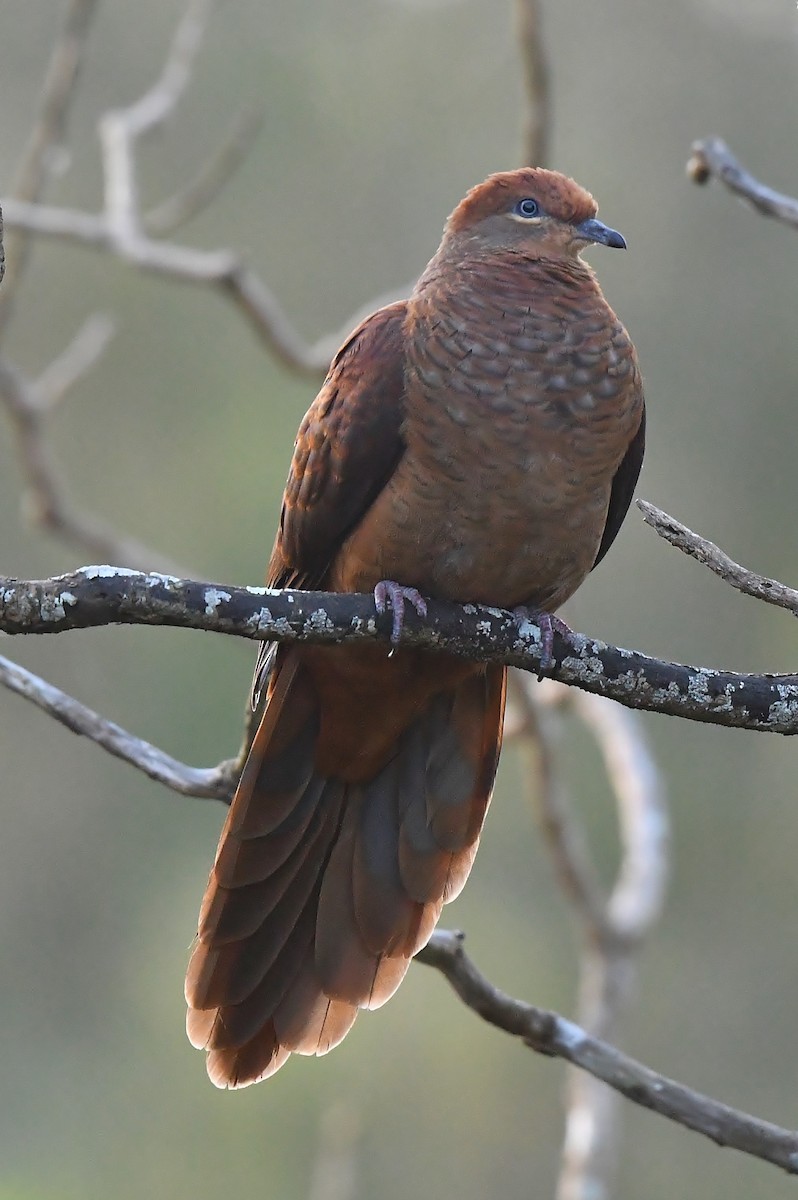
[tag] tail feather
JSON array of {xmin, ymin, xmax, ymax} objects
[
  {"xmin": 398, "ymin": 668, "xmax": 506, "ymax": 903},
  {"xmin": 206, "ymin": 1024, "xmax": 290, "ymax": 1089},
  {"xmin": 186, "ymin": 806, "xmax": 336, "ymax": 1010},
  {"xmin": 213, "ymin": 774, "xmax": 326, "ymax": 887},
  {"xmin": 186, "ymin": 648, "xmax": 506, "ymax": 1088},
  {"xmin": 352, "ymin": 752, "xmax": 432, "ymax": 956},
  {"xmin": 197, "ymin": 792, "xmax": 333, "ymax": 945},
  {"xmin": 273, "ymin": 956, "xmax": 358, "ymax": 1055},
  {"xmin": 189, "ymin": 902, "xmax": 317, "ymax": 1051},
  {"xmin": 315, "ymin": 796, "xmax": 411, "ymax": 1007}
]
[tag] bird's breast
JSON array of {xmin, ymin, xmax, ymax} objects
[{"xmin": 333, "ymin": 262, "xmax": 642, "ymax": 612}]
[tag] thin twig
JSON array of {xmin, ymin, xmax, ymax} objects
[
  {"xmin": 307, "ymin": 1104, "xmax": 361, "ymax": 1200},
  {"xmin": 511, "ymin": 675, "xmax": 668, "ymax": 1199},
  {"xmin": 508, "ymin": 673, "xmax": 608, "ymax": 938},
  {"xmin": 0, "ymin": 197, "xmax": 406, "ymax": 378},
  {"xmin": 514, "ymin": 0, "xmax": 550, "ymax": 167},
  {"xmin": 556, "ymin": 693, "xmax": 668, "ymax": 1200},
  {"xmin": 32, "ymin": 312, "xmax": 115, "ymax": 411},
  {"xmin": 0, "ymin": 0, "xmax": 412, "ymax": 381},
  {"xmin": 0, "ymin": 358, "xmax": 184, "ymax": 571},
  {"xmin": 144, "ymin": 103, "xmax": 264, "ymax": 237},
  {"xmin": 0, "ymin": 0, "xmax": 100, "ymax": 334},
  {"xmin": 687, "ymin": 137, "xmax": 798, "ymax": 228},
  {"xmin": 99, "ymin": 0, "xmax": 214, "ymax": 243},
  {"xmin": 639, "ymin": 499, "xmax": 798, "ymax": 616},
  {"xmin": 574, "ymin": 691, "xmax": 669, "ymax": 940},
  {"xmin": 0, "ymin": 654, "xmax": 235, "ymax": 800},
  {"xmin": 417, "ymin": 929, "xmax": 798, "ymax": 1178}
]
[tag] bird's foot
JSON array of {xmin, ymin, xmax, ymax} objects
[
  {"xmin": 374, "ymin": 580, "xmax": 428, "ymax": 646},
  {"xmin": 512, "ymin": 607, "xmax": 572, "ymax": 679}
]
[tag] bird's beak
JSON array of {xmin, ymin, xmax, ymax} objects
[{"xmin": 575, "ymin": 218, "xmax": 627, "ymax": 249}]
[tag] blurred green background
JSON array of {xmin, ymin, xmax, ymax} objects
[{"xmin": 2, "ymin": 1, "xmax": 798, "ymax": 1197}]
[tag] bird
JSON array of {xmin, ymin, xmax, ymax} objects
[{"xmin": 185, "ymin": 167, "xmax": 645, "ymax": 1088}]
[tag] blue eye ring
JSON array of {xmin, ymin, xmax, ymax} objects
[{"xmin": 514, "ymin": 197, "xmax": 540, "ymax": 218}]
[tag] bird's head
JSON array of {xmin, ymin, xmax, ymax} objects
[{"xmin": 443, "ymin": 167, "xmax": 626, "ymax": 262}]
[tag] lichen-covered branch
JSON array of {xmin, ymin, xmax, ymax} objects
[
  {"xmin": 639, "ymin": 500, "xmax": 798, "ymax": 617},
  {"xmin": 2, "ymin": 564, "xmax": 798, "ymax": 733},
  {"xmin": 416, "ymin": 930, "xmax": 798, "ymax": 1178}
]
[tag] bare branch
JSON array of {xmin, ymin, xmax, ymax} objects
[
  {"xmin": 556, "ymin": 693, "xmax": 668, "ymax": 1200},
  {"xmin": 417, "ymin": 929, "xmax": 798, "ymax": 1178},
  {"xmin": 512, "ymin": 675, "xmax": 669, "ymax": 1198},
  {"xmin": 0, "ymin": 359, "xmax": 185, "ymax": 572},
  {"xmin": 3, "ymin": 564, "xmax": 798, "ymax": 732},
  {"xmin": 639, "ymin": 499, "xmax": 798, "ymax": 617},
  {"xmin": 687, "ymin": 137, "xmax": 798, "ymax": 229},
  {"xmin": 99, "ymin": 0, "xmax": 214, "ymax": 243},
  {"xmin": 144, "ymin": 104, "xmax": 264, "ymax": 238},
  {"xmin": 508, "ymin": 674, "xmax": 608, "ymax": 937},
  {"xmin": 574, "ymin": 691, "xmax": 669, "ymax": 941},
  {"xmin": 0, "ymin": 0, "xmax": 414, "ymax": 382},
  {"xmin": 514, "ymin": 0, "xmax": 550, "ymax": 167},
  {"xmin": 0, "ymin": 0, "xmax": 100, "ymax": 333},
  {"xmin": 32, "ymin": 312, "xmax": 116, "ymax": 411},
  {"xmin": 0, "ymin": 653, "xmax": 234, "ymax": 800},
  {"xmin": 307, "ymin": 1103, "xmax": 361, "ymax": 1200},
  {"xmin": 0, "ymin": 199, "xmax": 107, "ymax": 246},
  {"xmin": 0, "ymin": 196, "xmax": 403, "ymax": 379}
]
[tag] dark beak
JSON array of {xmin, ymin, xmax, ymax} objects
[{"xmin": 575, "ymin": 218, "xmax": 627, "ymax": 249}]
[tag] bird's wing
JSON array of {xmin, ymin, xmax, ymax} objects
[
  {"xmin": 251, "ymin": 301, "xmax": 408, "ymax": 707},
  {"xmin": 592, "ymin": 402, "xmax": 646, "ymax": 569},
  {"xmin": 268, "ymin": 300, "xmax": 409, "ymax": 592}
]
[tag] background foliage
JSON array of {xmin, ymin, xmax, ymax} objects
[{"xmin": 2, "ymin": 2, "xmax": 798, "ymax": 1197}]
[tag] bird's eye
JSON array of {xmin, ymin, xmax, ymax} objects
[{"xmin": 514, "ymin": 198, "xmax": 540, "ymax": 219}]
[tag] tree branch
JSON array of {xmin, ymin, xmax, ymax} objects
[
  {"xmin": 0, "ymin": 357, "xmax": 185, "ymax": 572},
  {"xmin": 3, "ymin": 563, "xmax": 798, "ymax": 733},
  {"xmin": 558, "ymin": 692, "xmax": 668, "ymax": 1199},
  {"xmin": 0, "ymin": 0, "xmax": 100, "ymax": 333},
  {"xmin": 514, "ymin": 0, "xmax": 550, "ymax": 167},
  {"xmin": 0, "ymin": 653, "xmax": 234, "ymax": 800},
  {"xmin": 0, "ymin": 1, "xmax": 407, "ymax": 381},
  {"xmin": 510, "ymin": 674, "xmax": 669, "ymax": 1198},
  {"xmin": 143, "ymin": 103, "xmax": 264, "ymax": 238},
  {"xmin": 639, "ymin": 499, "xmax": 798, "ymax": 617},
  {"xmin": 31, "ymin": 312, "xmax": 116, "ymax": 412},
  {"xmin": 416, "ymin": 930, "xmax": 798, "ymax": 1178},
  {"xmin": 98, "ymin": 0, "xmax": 214, "ymax": 244},
  {"xmin": 508, "ymin": 674, "xmax": 608, "ymax": 937},
  {"xmin": 687, "ymin": 136, "xmax": 798, "ymax": 228}
]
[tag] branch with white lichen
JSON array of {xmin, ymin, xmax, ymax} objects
[
  {"xmin": 2, "ymin": 561, "xmax": 798, "ymax": 733},
  {"xmin": 1, "ymin": 565, "xmax": 794, "ymax": 1181}
]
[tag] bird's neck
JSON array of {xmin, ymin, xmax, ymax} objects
[
  {"xmin": 413, "ymin": 245, "xmax": 600, "ymax": 314},
  {"xmin": 408, "ymin": 247, "xmax": 607, "ymax": 340}
]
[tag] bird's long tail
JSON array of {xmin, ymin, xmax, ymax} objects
[{"xmin": 185, "ymin": 648, "xmax": 506, "ymax": 1088}]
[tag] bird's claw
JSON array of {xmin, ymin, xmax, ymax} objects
[
  {"xmin": 513, "ymin": 607, "xmax": 572, "ymax": 679},
  {"xmin": 374, "ymin": 580, "xmax": 428, "ymax": 646}
]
